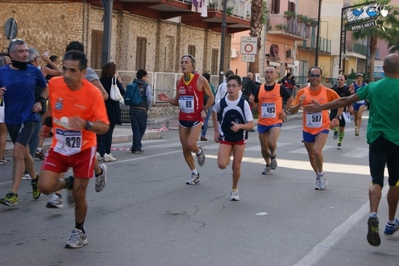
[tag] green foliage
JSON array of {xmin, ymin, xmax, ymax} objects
[
  {"xmin": 284, "ymin": 10, "xmax": 296, "ymax": 19},
  {"xmin": 226, "ymin": 6, "xmax": 234, "ymax": 16},
  {"xmin": 260, "ymin": 0, "xmax": 268, "ymax": 25}
]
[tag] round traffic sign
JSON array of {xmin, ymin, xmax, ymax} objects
[
  {"xmin": 244, "ymin": 44, "xmax": 254, "ymax": 53},
  {"xmin": 4, "ymin": 18, "xmax": 18, "ymax": 40}
]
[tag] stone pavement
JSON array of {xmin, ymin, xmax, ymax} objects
[{"xmin": 4, "ymin": 111, "xmax": 303, "ymax": 157}]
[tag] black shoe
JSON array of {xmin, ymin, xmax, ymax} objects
[
  {"xmin": 367, "ymin": 216, "xmax": 381, "ymax": 247},
  {"xmin": 64, "ymin": 175, "xmax": 74, "ymax": 191}
]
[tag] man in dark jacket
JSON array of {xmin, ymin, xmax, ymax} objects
[
  {"xmin": 129, "ymin": 69, "xmax": 153, "ymax": 154},
  {"xmin": 241, "ymin": 72, "xmax": 257, "ymax": 103}
]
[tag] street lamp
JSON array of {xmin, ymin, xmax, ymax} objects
[
  {"xmin": 315, "ymin": 0, "xmax": 322, "ymax": 66},
  {"xmin": 219, "ymin": 0, "xmax": 228, "ymax": 85}
]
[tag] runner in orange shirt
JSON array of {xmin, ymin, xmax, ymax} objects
[
  {"xmin": 290, "ymin": 67, "xmax": 342, "ymax": 190},
  {"xmin": 38, "ymin": 50, "xmax": 109, "ymax": 249}
]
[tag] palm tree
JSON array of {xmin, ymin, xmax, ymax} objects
[
  {"xmin": 248, "ymin": 0, "xmax": 266, "ymax": 74},
  {"xmin": 352, "ymin": 0, "xmax": 399, "ymax": 81}
]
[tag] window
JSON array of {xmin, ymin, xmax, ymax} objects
[
  {"xmin": 91, "ymin": 30, "xmax": 103, "ymax": 69},
  {"xmin": 136, "ymin": 37, "xmax": 147, "ymax": 69},
  {"xmin": 288, "ymin": 1, "xmax": 295, "ymax": 12},
  {"xmin": 271, "ymin": 0, "xmax": 280, "ymax": 14},
  {"xmin": 211, "ymin": 49, "xmax": 218, "ymax": 75},
  {"xmin": 188, "ymin": 45, "xmax": 196, "ymax": 57}
]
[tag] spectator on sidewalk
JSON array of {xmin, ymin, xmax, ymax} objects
[
  {"xmin": 215, "ymin": 69, "xmax": 234, "ymax": 102},
  {"xmin": 200, "ymin": 72, "xmax": 215, "ymax": 141},
  {"xmin": 0, "ymin": 57, "xmax": 10, "ymax": 165},
  {"xmin": 128, "ymin": 69, "xmax": 153, "ymax": 154},
  {"xmin": 98, "ymin": 62, "xmax": 125, "ymax": 161},
  {"xmin": 158, "ymin": 54, "xmax": 214, "ymax": 185}
]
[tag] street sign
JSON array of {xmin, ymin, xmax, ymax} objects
[
  {"xmin": 350, "ymin": 20, "xmax": 376, "ymax": 30},
  {"xmin": 240, "ymin": 37, "xmax": 257, "ymax": 55},
  {"xmin": 241, "ymin": 54, "xmax": 255, "ymax": 62},
  {"xmin": 4, "ymin": 18, "xmax": 18, "ymax": 40}
]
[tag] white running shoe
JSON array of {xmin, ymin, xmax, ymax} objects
[
  {"xmin": 230, "ymin": 190, "xmax": 240, "ymax": 201},
  {"xmin": 95, "ymin": 164, "xmax": 107, "ymax": 192},
  {"xmin": 65, "ymin": 228, "xmax": 88, "ymax": 249},
  {"xmin": 22, "ymin": 173, "xmax": 31, "ymax": 180},
  {"xmin": 46, "ymin": 193, "xmax": 64, "ymax": 208},
  {"xmin": 186, "ymin": 173, "xmax": 200, "ymax": 185},
  {"xmin": 262, "ymin": 165, "xmax": 271, "ymax": 175},
  {"xmin": 95, "ymin": 152, "xmax": 102, "ymax": 161},
  {"xmin": 315, "ymin": 175, "xmax": 327, "ymax": 190},
  {"xmin": 103, "ymin": 153, "xmax": 116, "ymax": 162},
  {"xmin": 196, "ymin": 145, "xmax": 206, "ymax": 166},
  {"xmin": 270, "ymin": 156, "xmax": 278, "ymax": 170}
]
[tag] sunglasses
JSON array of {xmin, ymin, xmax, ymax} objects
[
  {"xmin": 337, "ymin": 78, "xmax": 345, "ymax": 81},
  {"xmin": 309, "ymin": 74, "xmax": 321, "ymax": 78}
]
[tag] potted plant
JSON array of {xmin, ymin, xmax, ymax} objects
[
  {"xmin": 297, "ymin": 14, "xmax": 309, "ymax": 24},
  {"xmin": 309, "ymin": 18, "xmax": 318, "ymax": 27},
  {"xmin": 226, "ymin": 6, "xmax": 234, "ymax": 16},
  {"xmin": 275, "ymin": 24, "xmax": 286, "ymax": 31},
  {"xmin": 284, "ymin": 10, "xmax": 296, "ymax": 20}
]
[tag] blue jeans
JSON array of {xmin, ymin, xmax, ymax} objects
[
  {"xmin": 97, "ymin": 123, "xmax": 116, "ymax": 156},
  {"xmin": 129, "ymin": 108, "xmax": 148, "ymax": 151},
  {"xmin": 201, "ymin": 108, "xmax": 212, "ymax": 137}
]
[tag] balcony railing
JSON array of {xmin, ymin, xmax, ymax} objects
[
  {"xmin": 267, "ymin": 15, "xmax": 310, "ymax": 39},
  {"xmin": 345, "ymin": 43, "xmax": 380, "ymax": 59},
  {"xmin": 298, "ymin": 37, "xmax": 332, "ymax": 54},
  {"xmin": 207, "ymin": 0, "xmax": 252, "ymax": 20}
]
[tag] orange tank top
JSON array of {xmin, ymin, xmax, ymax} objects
[
  {"xmin": 257, "ymin": 83, "xmax": 283, "ymax": 126},
  {"xmin": 302, "ymin": 87, "xmax": 330, "ymax": 134}
]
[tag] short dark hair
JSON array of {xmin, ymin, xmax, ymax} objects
[
  {"xmin": 308, "ymin": 66, "xmax": 322, "ymax": 75},
  {"xmin": 66, "ymin": 41, "xmax": 84, "ymax": 52},
  {"xmin": 137, "ymin": 69, "xmax": 147, "ymax": 79},
  {"xmin": 225, "ymin": 69, "xmax": 234, "ymax": 78},
  {"xmin": 49, "ymin": 55, "xmax": 59, "ymax": 62},
  {"xmin": 226, "ymin": 74, "xmax": 242, "ymax": 86},
  {"xmin": 202, "ymin": 72, "xmax": 211, "ymax": 83},
  {"xmin": 101, "ymin": 62, "xmax": 116, "ymax": 78},
  {"xmin": 63, "ymin": 50, "xmax": 87, "ymax": 71}
]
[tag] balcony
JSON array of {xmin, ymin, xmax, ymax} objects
[
  {"xmin": 298, "ymin": 36, "xmax": 332, "ymax": 54},
  {"xmin": 113, "ymin": 0, "xmax": 251, "ymax": 34},
  {"xmin": 345, "ymin": 42, "xmax": 380, "ymax": 59},
  {"xmin": 266, "ymin": 15, "xmax": 308, "ymax": 41}
]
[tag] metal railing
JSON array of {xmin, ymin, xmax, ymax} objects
[{"xmin": 298, "ymin": 36, "xmax": 332, "ymax": 53}]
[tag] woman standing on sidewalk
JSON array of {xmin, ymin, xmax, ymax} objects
[{"xmin": 98, "ymin": 62, "xmax": 125, "ymax": 162}]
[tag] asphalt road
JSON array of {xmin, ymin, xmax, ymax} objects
[{"xmin": 1, "ymin": 116, "xmax": 398, "ymax": 266}]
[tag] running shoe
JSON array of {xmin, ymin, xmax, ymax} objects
[
  {"xmin": 186, "ymin": 173, "xmax": 200, "ymax": 185},
  {"xmin": 31, "ymin": 175, "xmax": 41, "ymax": 199},
  {"xmin": 95, "ymin": 152, "xmax": 102, "ymax": 161},
  {"xmin": 133, "ymin": 149, "xmax": 144, "ymax": 154},
  {"xmin": 337, "ymin": 143, "xmax": 342, "ymax": 150},
  {"xmin": 0, "ymin": 191, "xmax": 18, "ymax": 207},
  {"xmin": 230, "ymin": 190, "xmax": 240, "ymax": 201},
  {"xmin": 46, "ymin": 193, "xmax": 64, "ymax": 209},
  {"xmin": 22, "ymin": 173, "xmax": 31, "ymax": 180},
  {"xmin": 0, "ymin": 156, "xmax": 10, "ymax": 165},
  {"xmin": 315, "ymin": 175, "xmax": 327, "ymax": 190},
  {"xmin": 65, "ymin": 228, "xmax": 88, "ymax": 249},
  {"xmin": 103, "ymin": 153, "xmax": 116, "ymax": 162},
  {"xmin": 35, "ymin": 150, "xmax": 45, "ymax": 160},
  {"xmin": 384, "ymin": 218, "xmax": 399, "ymax": 236},
  {"xmin": 262, "ymin": 165, "xmax": 271, "ymax": 175},
  {"xmin": 333, "ymin": 128, "xmax": 338, "ymax": 140},
  {"xmin": 95, "ymin": 164, "xmax": 107, "ymax": 192},
  {"xmin": 196, "ymin": 145, "xmax": 205, "ymax": 166},
  {"xmin": 367, "ymin": 215, "xmax": 381, "ymax": 246},
  {"xmin": 355, "ymin": 128, "xmax": 359, "ymax": 136},
  {"xmin": 270, "ymin": 156, "xmax": 277, "ymax": 170}
]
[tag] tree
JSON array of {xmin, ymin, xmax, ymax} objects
[
  {"xmin": 248, "ymin": 0, "xmax": 267, "ymax": 74},
  {"xmin": 352, "ymin": 0, "xmax": 399, "ymax": 81}
]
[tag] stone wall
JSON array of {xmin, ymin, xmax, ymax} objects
[{"xmin": 0, "ymin": 0, "xmax": 231, "ymax": 120}]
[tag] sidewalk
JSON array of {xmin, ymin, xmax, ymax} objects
[{"xmin": 4, "ymin": 111, "xmax": 303, "ymax": 156}]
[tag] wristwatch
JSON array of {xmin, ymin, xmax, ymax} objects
[{"xmin": 85, "ymin": 121, "xmax": 93, "ymax": 131}]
